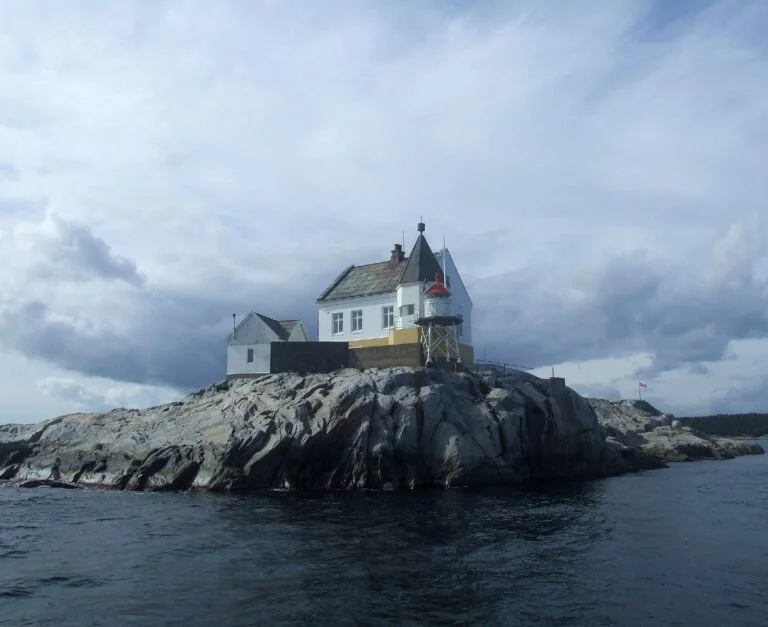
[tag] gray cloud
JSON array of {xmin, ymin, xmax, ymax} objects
[
  {"xmin": 0, "ymin": 162, "xmax": 19, "ymax": 182},
  {"xmin": 0, "ymin": 270, "xmax": 323, "ymax": 391},
  {"xmin": 473, "ymin": 221, "xmax": 768, "ymax": 379},
  {"xmin": 711, "ymin": 376, "xmax": 768, "ymax": 415},
  {"xmin": 1, "ymin": 1, "xmax": 768, "ymax": 417},
  {"xmin": 27, "ymin": 216, "xmax": 144, "ymax": 286},
  {"xmin": 571, "ymin": 383, "xmax": 623, "ymax": 402}
]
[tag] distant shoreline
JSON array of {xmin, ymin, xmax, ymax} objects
[{"xmin": 680, "ymin": 413, "xmax": 768, "ymax": 439}]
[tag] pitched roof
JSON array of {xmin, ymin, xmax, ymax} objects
[
  {"xmin": 317, "ymin": 259, "xmax": 408, "ymax": 302},
  {"xmin": 228, "ymin": 313, "xmax": 306, "ymax": 343},
  {"xmin": 252, "ymin": 313, "xmax": 287, "ymax": 340},
  {"xmin": 399, "ymin": 234, "xmax": 444, "ymax": 285},
  {"xmin": 278, "ymin": 319, "xmax": 304, "ymax": 338}
]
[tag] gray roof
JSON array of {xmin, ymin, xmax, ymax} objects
[
  {"xmin": 317, "ymin": 228, "xmax": 447, "ymax": 302},
  {"xmin": 399, "ymin": 234, "xmax": 444, "ymax": 285},
  {"xmin": 317, "ymin": 259, "xmax": 408, "ymax": 302},
  {"xmin": 278, "ymin": 320, "xmax": 303, "ymax": 338},
  {"xmin": 254, "ymin": 314, "xmax": 303, "ymax": 340}
]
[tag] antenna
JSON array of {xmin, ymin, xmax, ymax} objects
[
  {"xmin": 232, "ymin": 313, "xmax": 236, "ymax": 336},
  {"xmin": 442, "ymin": 232, "xmax": 447, "ymax": 285}
]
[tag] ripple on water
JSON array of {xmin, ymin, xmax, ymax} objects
[
  {"xmin": 0, "ymin": 575, "xmax": 103, "ymax": 599},
  {"xmin": 0, "ymin": 452, "xmax": 766, "ymax": 626},
  {"xmin": 0, "ymin": 549, "xmax": 29, "ymax": 559}
]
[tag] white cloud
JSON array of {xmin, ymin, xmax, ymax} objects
[
  {"xmin": 37, "ymin": 375, "xmax": 180, "ymax": 413},
  {"xmin": 1, "ymin": 0, "xmax": 767, "ymax": 421}
]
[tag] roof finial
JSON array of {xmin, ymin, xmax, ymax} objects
[{"xmin": 417, "ymin": 218, "xmax": 425, "ymax": 233}]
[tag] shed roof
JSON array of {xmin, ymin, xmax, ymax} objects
[
  {"xmin": 228, "ymin": 313, "xmax": 304, "ymax": 343},
  {"xmin": 254, "ymin": 314, "xmax": 307, "ymax": 341}
]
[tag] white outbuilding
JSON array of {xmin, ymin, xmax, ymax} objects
[{"xmin": 226, "ymin": 313, "xmax": 309, "ymax": 378}]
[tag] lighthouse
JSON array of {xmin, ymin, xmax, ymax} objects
[{"xmin": 416, "ymin": 272, "xmax": 463, "ymax": 369}]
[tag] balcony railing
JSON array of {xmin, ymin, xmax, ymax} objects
[{"xmin": 392, "ymin": 302, "xmax": 463, "ymax": 329}]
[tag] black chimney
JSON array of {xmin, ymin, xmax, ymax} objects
[{"xmin": 390, "ymin": 243, "xmax": 405, "ymax": 263}]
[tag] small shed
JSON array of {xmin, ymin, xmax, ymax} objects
[{"xmin": 226, "ymin": 313, "xmax": 309, "ymax": 378}]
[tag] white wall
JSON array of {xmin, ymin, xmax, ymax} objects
[
  {"xmin": 395, "ymin": 283, "xmax": 422, "ymax": 328},
  {"xmin": 227, "ymin": 344, "xmax": 271, "ymax": 375},
  {"xmin": 435, "ymin": 249, "xmax": 473, "ymax": 346},
  {"xmin": 228, "ymin": 313, "xmax": 280, "ymax": 345},
  {"xmin": 318, "ymin": 292, "xmax": 396, "ymax": 342}
]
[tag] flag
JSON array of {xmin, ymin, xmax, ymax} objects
[{"xmin": 639, "ymin": 382, "xmax": 647, "ymax": 388}]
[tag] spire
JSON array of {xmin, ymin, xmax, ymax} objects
[{"xmin": 398, "ymin": 221, "xmax": 444, "ymax": 285}]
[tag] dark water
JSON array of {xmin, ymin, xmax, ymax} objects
[{"xmin": 2, "ymin": 448, "xmax": 767, "ymax": 627}]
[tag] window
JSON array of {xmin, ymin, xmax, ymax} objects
[
  {"xmin": 400, "ymin": 304, "xmax": 415, "ymax": 316},
  {"xmin": 382, "ymin": 305, "xmax": 394, "ymax": 329},
  {"xmin": 332, "ymin": 312, "xmax": 343, "ymax": 335},
  {"xmin": 351, "ymin": 309, "xmax": 363, "ymax": 332},
  {"xmin": 247, "ymin": 348, "xmax": 254, "ymax": 363}
]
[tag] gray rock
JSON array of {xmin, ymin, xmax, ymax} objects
[
  {"xmin": 590, "ymin": 399, "xmax": 765, "ymax": 463},
  {"xmin": 1, "ymin": 368, "xmax": 658, "ymax": 492}
]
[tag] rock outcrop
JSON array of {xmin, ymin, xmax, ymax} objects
[
  {"xmin": 0, "ymin": 368, "xmax": 654, "ymax": 492},
  {"xmin": 589, "ymin": 399, "xmax": 765, "ymax": 462}
]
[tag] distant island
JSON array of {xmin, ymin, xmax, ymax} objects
[{"xmin": 679, "ymin": 413, "xmax": 768, "ymax": 439}]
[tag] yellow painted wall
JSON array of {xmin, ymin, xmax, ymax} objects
[
  {"xmin": 390, "ymin": 327, "xmax": 419, "ymax": 345},
  {"xmin": 348, "ymin": 336, "xmax": 390, "ymax": 348},
  {"xmin": 348, "ymin": 327, "xmax": 421, "ymax": 349}
]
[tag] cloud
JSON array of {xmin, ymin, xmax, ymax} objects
[
  {"xmin": 0, "ymin": 0, "xmax": 768, "ymax": 418},
  {"xmin": 9, "ymin": 215, "xmax": 144, "ymax": 285},
  {"xmin": 571, "ymin": 383, "xmax": 623, "ymax": 402},
  {"xmin": 710, "ymin": 376, "xmax": 768, "ymax": 415},
  {"xmin": 37, "ymin": 376, "xmax": 179, "ymax": 413},
  {"xmin": 475, "ymin": 213, "xmax": 768, "ymax": 377}
]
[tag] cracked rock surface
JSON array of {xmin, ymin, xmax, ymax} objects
[{"xmin": 1, "ymin": 368, "xmax": 658, "ymax": 491}]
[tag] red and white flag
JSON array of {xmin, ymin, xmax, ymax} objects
[{"xmin": 639, "ymin": 382, "xmax": 648, "ymax": 389}]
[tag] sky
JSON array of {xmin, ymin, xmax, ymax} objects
[{"xmin": 1, "ymin": 0, "xmax": 767, "ymax": 423}]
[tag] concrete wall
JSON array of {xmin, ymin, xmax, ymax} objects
[
  {"xmin": 349, "ymin": 343, "xmax": 423, "ymax": 370},
  {"xmin": 270, "ymin": 341, "xmax": 349, "ymax": 373},
  {"xmin": 227, "ymin": 343, "xmax": 271, "ymax": 376},
  {"xmin": 318, "ymin": 292, "xmax": 396, "ymax": 343}
]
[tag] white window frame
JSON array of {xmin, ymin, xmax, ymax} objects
[
  {"xmin": 351, "ymin": 309, "xmax": 363, "ymax": 333},
  {"xmin": 332, "ymin": 312, "xmax": 344, "ymax": 335},
  {"xmin": 382, "ymin": 305, "xmax": 394, "ymax": 329}
]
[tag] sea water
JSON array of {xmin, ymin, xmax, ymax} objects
[{"xmin": 2, "ymin": 445, "xmax": 767, "ymax": 626}]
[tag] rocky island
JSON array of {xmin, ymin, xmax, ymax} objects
[
  {"xmin": 590, "ymin": 398, "xmax": 765, "ymax": 462},
  {"xmin": 0, "ymin": 368, "xmax": 763, "ymax": 491}
]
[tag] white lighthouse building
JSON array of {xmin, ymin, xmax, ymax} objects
[{"xmin": 316, "ymin": 222, "xmax": 474, "ymax": 365}]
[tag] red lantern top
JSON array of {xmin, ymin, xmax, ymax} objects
[{"xmin": 426, "ymin": 273, "xmax": 449, "ymax": 296}]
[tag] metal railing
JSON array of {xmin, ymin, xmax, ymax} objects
[
  {"xmin": 393, "ymin": 302, "xmax": 464, "ymax": 329},
  {"xmin": 463, "ymin": 359, "xmax": 534, "ymax": 376}
]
